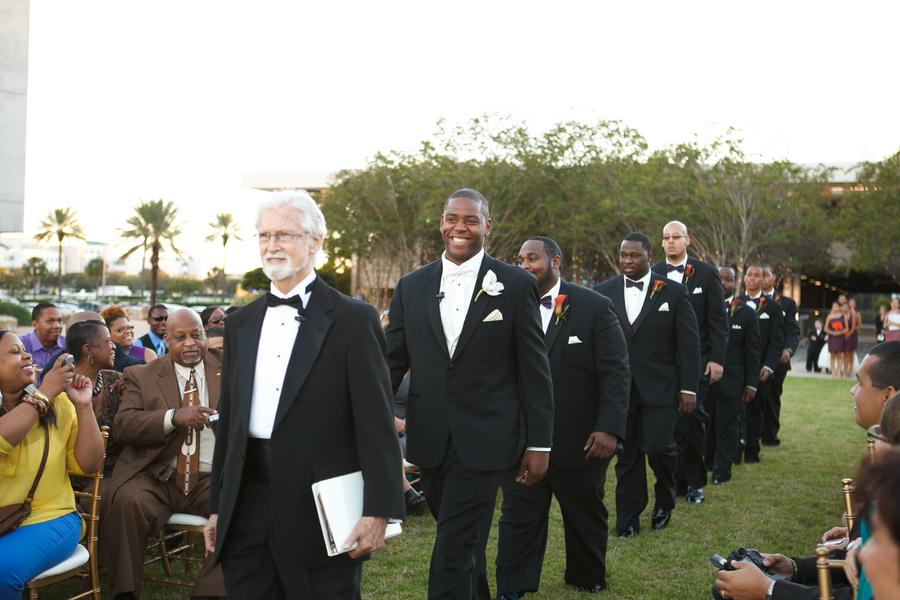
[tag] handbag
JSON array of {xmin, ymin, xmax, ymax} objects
[{"xmin": 0, "ymin": 426, "xmax": 50, "ymax": 537}]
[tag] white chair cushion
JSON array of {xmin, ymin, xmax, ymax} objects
[
  {"xmin": 166, "ymin": 513, "xmax": 208, "ymax": 527},
  {"xmin": 29, "ymin": 544, "xmax": 89, "ymax": 582},
  {"xmin": 402, "ymin": 460, "xmax": 418, "ymax": 470}
]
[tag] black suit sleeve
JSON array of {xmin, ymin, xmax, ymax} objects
[
  {"xmin": 704, "ymin": 270, "xmax": 728, "ymax": 366},
  {"xmin": 514, "ymin": 277, "xmax": 555, "ymax": 448},
  {"xmin": 674, "ymin": 285, "xmax": 702, "ymax": 395},
  {"xmin": 384, "ymin": 277, "xmax": 410, "ymax": 396},
  {"xmin": 592, "ymin": 295, "xmax": 630, "ymax": 440},
  {"xmin": 783, "ymin": 299, "xmax": 801, "ymax": 354},
  {"xmin": 743, "ymin": 310, "xmax": 761, "ymax": 390},
  {"xmin": 209, "ymin": 319, "xmax": 235, "ymax": 514},
  {"xmin": 763, "ymin": 304, "xmax": 785, "ymax": 373}
]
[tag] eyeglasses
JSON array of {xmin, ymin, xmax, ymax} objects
[
  {"xmin": 867, "ymin": 424, "xmax": 891, "ymax": 444},
  {"xmin": 113, "ymin": 325, "xmax": 135, "ymax": 334},
  {"xmin": 209, "ymin": 317, "xmax": 224, "ymax": 324},
  {"xmin": 150, "ymin": 316, "xmax": 167, "ymax": 322},
  {"xmin": 255, "ymin": 231, "xmax": 309, "ymax": 245}
]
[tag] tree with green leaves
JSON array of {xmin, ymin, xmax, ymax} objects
[
  {"xmin": 167, "ymin": 276, "xmax": 204, "ymax": 301},
  {"xmin": 118, "ymin": 199, "xmax": 155, "ymax": 299},
  {"xmin": 85, "ymin": 257, "xmax": 104, "ymax": 295},
  {"xmin": 0, "ymin": 268, "xmax": 29, "ymax": 298},
  {"xmin": 119, "ymin": 199, "xmax": 186, "ymax": 306},
  {"xmin": 240, "ymin": 267, "xmax": 270, "ymax": 293},
  {"xmin": 22, "ymin": 257, "xmax": 49, "ymax": 295},
  {"xmin": 33, "ymin": 207, "xmax": 87, "ymax": 298},
  {"xmin": 205, "ymin": 212, "xmax": 243, "ymax": 275},
  {"xmin": 205, "ymin": 267, "xmax": 227, "ymax": 300}
]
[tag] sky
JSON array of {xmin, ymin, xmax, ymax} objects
[{"xmin": 20, "ymin": 0, "xmax": 900, "ymax": 276}]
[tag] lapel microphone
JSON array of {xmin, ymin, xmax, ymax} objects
[
  {"xmin": 295, "ymin": 315, "xmax": 305, "ymax": 322},
  {"xmin": 436, "ymin": 292, "xmax": 445, "ymax": 302}
]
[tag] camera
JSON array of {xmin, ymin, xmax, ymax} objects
[{"xmin": 709, "ymin": 548, "xmax": 785, "ymax": 600}]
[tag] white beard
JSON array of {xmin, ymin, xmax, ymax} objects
[{"xmin": 262, "ymin": 251, "xmax": 308, "ymax": 282}]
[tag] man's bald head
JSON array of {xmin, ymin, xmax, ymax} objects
[
  {"xmin": 662, "ymin": 221, "xmax": 691, "ymax": 262},
  {"xmin": 66, "ymin": 311, "xmax": 104, "ymax": 330},
  {"xmin": 664, "ymin": 221, "xmax": 688, "ymax": 236},
  {"xmin": 165, "ymin": 309, "xmax": 207, "ymax": 367}
]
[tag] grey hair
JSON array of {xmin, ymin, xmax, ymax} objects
[{"xmin": 255, "ymin": 189, "xmax": 327, "ymax": 240}]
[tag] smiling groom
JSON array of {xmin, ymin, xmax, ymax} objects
[{"xmin": 385, "ymin": 189, "xmax": 554, "ymax": 600}]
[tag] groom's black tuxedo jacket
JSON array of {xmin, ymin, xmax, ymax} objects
[
  {"xmin": 594, "ymin": 273, "xmax": 701, "ymax": 407},
  {"xmin": 718, "ymin": 300, "xmax": 761, "ymax": 398},
  {"xmin": 738, "ymin": 295, "xmax": 785, "ymax": 374},
  {"xmin": 768, "ymin": 291, "xmax": 800, "ymax": 373},
  {"xmin": 651, "ymin": 257, "xmax": 728, "ymax": 377},
  {"xmin": 208, "ymin": 278, "xmax": 405, "ymax": 567},
  {"xmin": 544, "ymin": 281, "xmax": 630, "ymax": 470},
  {"xmin": 384, "ymin": 254, "xmax": 554, "ymax": 473}
]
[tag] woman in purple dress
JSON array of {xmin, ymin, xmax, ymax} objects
[
  {"xmin": 846, "ymin": 299, "xmax": 862, "ymax": 376},
  {"xmin": 823, "ymin": 301, "xmax": 847, "ymax": 379},
  {"xmin": 99, "ymin": 305, "xmax": 158, "ymax": 362}
]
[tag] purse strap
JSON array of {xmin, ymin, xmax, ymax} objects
[{"xmin": 23, "ymin": 426, "xmax": 51, "ymax": 505}]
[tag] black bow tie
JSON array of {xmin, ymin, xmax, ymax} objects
[
  {"xmin": 666, "ymin": 264, "xmax": 685, "ymax": 273},
  {"xmin": 540, "ymin": 295, "xmax": 553, "ymax": 309},
  {"xmin": 626, "ymin": 279, "xmax": 644, "ymax": 291},
  {"xmin": 266, "ymin": 293, "xmax": 304, "ymax": 311}
]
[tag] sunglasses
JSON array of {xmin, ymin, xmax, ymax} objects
[
  {"xmin": 209, "ymin": 317, "xmax": 224, "ymax": 324},
  {"xmin": 150, "ymin": 316, "xmax": 167, "ymax": 322},
  {"xmin": 867, "ymin": 424, "xmax": 891, "ymax": 444}
]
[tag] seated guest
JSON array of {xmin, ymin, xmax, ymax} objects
[
  {"xmin": 205, "ymin": 326, "xmax": 224, "ymax": 351},
  {"xmin": 66, "ymin": 320, "xmax": 124, "ymax": 495},
  {"xmin": 0, "ymin": 332, "xmax": 102, "ymax": 600},
  {"xmin": 136, "ymin": 304, "xmax": 168, "ymax": 356},
  {"xmin": 101, "ymin": 309, "xmax": 225, "ymax": 600},
  {"xmin": 20, "ymin": 302, "xmax": 65, "ymax": 373},
  {"xmin": 857, "ymin": 448, "xmax": 900, "ymax": 600},
  {"xmin": 42, "ymin": 313, "xmax": 144, "ymax": 384},
  {"xmin": 714, "ymin": 341, "xmax": 900, "ymax": 600},
  {"xmin": 199, "ymin": 307, "xmax": 225, "ymax": 330},
  {"xmin": 101, "ymin": 305, "xmax": 158, "ymax": 362}
]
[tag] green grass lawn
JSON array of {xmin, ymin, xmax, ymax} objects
[{"xmin": 38, "ymin": 378, "xmax": 863, "ymax": 599}]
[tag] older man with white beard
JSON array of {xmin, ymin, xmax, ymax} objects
[{"xmin": 205, "ymin": 190, "xmax": 404, "ymax": 600}]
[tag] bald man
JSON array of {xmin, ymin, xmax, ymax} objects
[
  {"xmin": 651, "ymin": 221, "xmax": 727, "ymax": 505},
  {"xmin": 102, "ymin": 309, "xmax": 225, "ymax": 600}
]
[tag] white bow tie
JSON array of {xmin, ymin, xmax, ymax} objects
[{"xmin": 443, "ymin": 263, "xmax": 476, "ymax": 283}]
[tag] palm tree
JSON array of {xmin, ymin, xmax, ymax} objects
[
  {"xmin": 119, "ymin": 199, "xmax": 186, "ymax": 306},
  {"xmin": 204, "ymin": 212, "xmax": 243, "ymax": 275},
  {"xmin": 34, "ymin": 207, "xmax": 87, "ymax": 299},
  {"xmin": 118, "ymin": 200, "xmax": 155, "ymax": 299},
  {"xmin": 22, "ymin": 257, "xmax": 49, "ymax": 296}
]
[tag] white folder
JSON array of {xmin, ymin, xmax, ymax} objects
[{"xmin": 311, "ymin": 471, "xmax": 403, "ymax": 557}]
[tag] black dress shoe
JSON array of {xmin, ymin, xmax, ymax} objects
[
  {"xmin": 617, "ymin": 526, "xmax": 638, "ymax": 538},
  {"xmin": 495, "ymin": 594, "xmax": 522, "ymax": 600},
  {"xmin": 405, "ymin": 493, "xmax": 428, "ymax": 517},
  {"xmin": 686, "ymin": 487, "xmax": 705, "ymax": 504},
  {"xmin": 576, "ymin": 584, "xmax": 606, "ymax": 593},
  {"xmin": 712, "ymin": 476, "xmax": 729, "ymax": 486},
  {"xmin": 744, "ymin": 455, "xmax": 760, "ymax": 464},
  {"xmin": 651, "ymin": 509, "xmax": 671, "ymax": 530},
  {"xmin": 761, "ymin": 439, "xmax": 781, "ymax": 447}
]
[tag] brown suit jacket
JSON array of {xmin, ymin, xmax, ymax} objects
[{"xmin": 108, "ymin": 349, "xmax": 222, "ymax": 504}]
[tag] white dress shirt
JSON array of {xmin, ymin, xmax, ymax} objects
[
  {"xmin": 163, "ymin": 361, "xmax": 215, "ymax": 472},
  {"xmin": 664, "ymin": 256, "xmax": 688, "ymax": 284},
  {"xmin": 439, "ymin": 249, "xmax": 485, "ymax": 357},
  {"xmin": 248, "ymin": 271, "xmax": 317, "ymax": 439},
  {"xmin": 539, "ymin": 278, "xmax": 562, "ymax": 333},
  {"xmin": 624, "ymin": 272, "xmax": 652, "ymax": 325}
]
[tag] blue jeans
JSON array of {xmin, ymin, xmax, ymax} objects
[{"xmin": 0, "ymin": 511, "xmax": 81, "ymax": 600}]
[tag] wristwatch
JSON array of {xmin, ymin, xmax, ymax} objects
[{"xmin": 24, "ymin": 384, "xmax": 51, "ymax": 405}]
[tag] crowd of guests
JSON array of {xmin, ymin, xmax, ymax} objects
[{"xmin": 1, "ymin": 187, "xmax": 898, "ymax": 600}]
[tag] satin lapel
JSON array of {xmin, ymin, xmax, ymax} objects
[
  {"xmin": 205, "ymin": 354, "xmax": 221, "ymax": 411},
  {"xmin": 451, "ymin": 254, "xmax": 496, "ymax": 361},
  {"xmin": 271, "ymin": 285, "xmax": 334, "ymax": 433},
  {"xmin": 631, "ymin": 274, "xmax": 665, "ymax": 334},
  {"xmin": 155, "ymin": 357, "xmax": 183, "ymax": 410},
  {"xmin": 544, "ymin": 280, "xmax": 568, "ymax": 353},
  {"xmin": 609, "ymin": 277, "xmax": 632, "ymax": 337},
  {"xmin": 424, "ymin": 263, "xmax": 450, "ymax": 360},
  {"xmin": 236, "ymin": 301, "xmax": 266, "ymax": 439}
]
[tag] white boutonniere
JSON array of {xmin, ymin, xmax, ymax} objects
[{"xmin": 474, "ymin": 270, "xmax": 505, "ymax": 302}]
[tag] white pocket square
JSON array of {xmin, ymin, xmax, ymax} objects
[
  {"xmin": 692, "ymin": 287, "xmax": 703, "ymax": 294},
  {"xmin": 732, "ymin": 324, "xmax": 742, "ymax": 329},
  {"xmin": 658, "ymin": 302, "xmax": 670, "ymax": 312},
  {"xmin": 759, "ymin": 313, "xmax": 770, "ymax": 320},
  {"xmin": 483, "ymin": 309, "xmax": 503, "ymax": 322},
  {"xmin": 568, "ymin": 336, "xmax": 583, "ymax": 344}
]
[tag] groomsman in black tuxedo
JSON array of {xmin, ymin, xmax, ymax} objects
[
  {"xmin": 651, "ymin": 221, "xmax": 727, "ymax": 505},
  {"xmin": 760, "ymin": 265, "xmax": 801, "ymax": 447},
  {"xmin": 705, "ymin": 266, "xmax": 760, "ymax": 484},
  {"xmin": 594, "ymin": 233, "xmax": 700, "ymax": 538},
  {"xmin": 737, "ymin": 265, "xmax": 784, "ymax": 464},
  {"xmin": 806, "ymin": 319, "xmax": 826, "ymax": 372},
  {"xmin": 385, "ymin": 189, "xmax": 554, "ymax": 600},
  {"xmin": 495, "ymin": 237, "xmax": 629, "ymax": 598}
]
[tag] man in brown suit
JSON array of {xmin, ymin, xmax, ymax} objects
[{"xmin": 102, "ymin": 309, "xmax": 226, "ymax": 600}]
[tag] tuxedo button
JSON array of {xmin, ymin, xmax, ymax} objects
[
  {"xmin": 448, "ymin": 396, "xmax": 455, "ymax": 403},
  {"xmin": 239, "ymin": 452, "xmax": 245, "ymax": 460},
  {"xmin": 448, "ymin": 364, "xmax": 455, "ymax": 370}
]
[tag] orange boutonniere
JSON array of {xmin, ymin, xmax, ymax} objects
[
  {"xmin": 649, "ymin": 280, "xmax": 667, "ymax": 300},
  {"xmin": 554, "ymin": 295, "xmax": 569, "ymax": 325},
  {"xmin": 683, "ymin": 264, "xmax": 694, "ymax": 283},
  {"xmin": 756, "ymin": 296, "xmax": 766, "ymax": 312},
  {"xmin": 730, "ymin": 299, "xmax": 741, "ymax": 316}
]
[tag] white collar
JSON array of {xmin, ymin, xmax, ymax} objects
[
  {"xmin": 543, "ymin": 278, "xmax": 562, "ymax": 303},
  {"xmin": 749, "ymin": 291, "xmax": 762, "ymax": 300},
  {"xmin": 173, "ymin": 360, "xmax": 205, "ymax": 382},
  {"xmin": 269, "ymin": 271, "xmax": 317, "ymax": 306},
  {"xmin": 724, "ymin": 296, "xmax": 734, "ymax": 304},
  {"xmin": 441, "ymin": 248, "xmax": 485, "ymax": 276},
  {"xmin": 666, "ymin": 255, "xmax": 689, "ymax": 269}
]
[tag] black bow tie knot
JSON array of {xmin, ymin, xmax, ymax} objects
[
  {"xmin": 266, "ymin": 293, "xmax": 305, "ymax": 312},
  {"xmin": 625, "ymin": 279, "xmax": 644, "ymax": 291}
]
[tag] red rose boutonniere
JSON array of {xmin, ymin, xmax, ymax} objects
[
  {"xmin": 683, "ymin": 264, "xmax": 694, "ymax": 283},
  {"xmin": 649, "ymin": 280, "xmax": 667, "ymax": 300},
  {"xmin": 554, "ymin": 295, "xmax": 569, "ymax": 325},
  {"xmin": 729, "ymin": 299, "xmax": 741, "ymax": 316}
]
